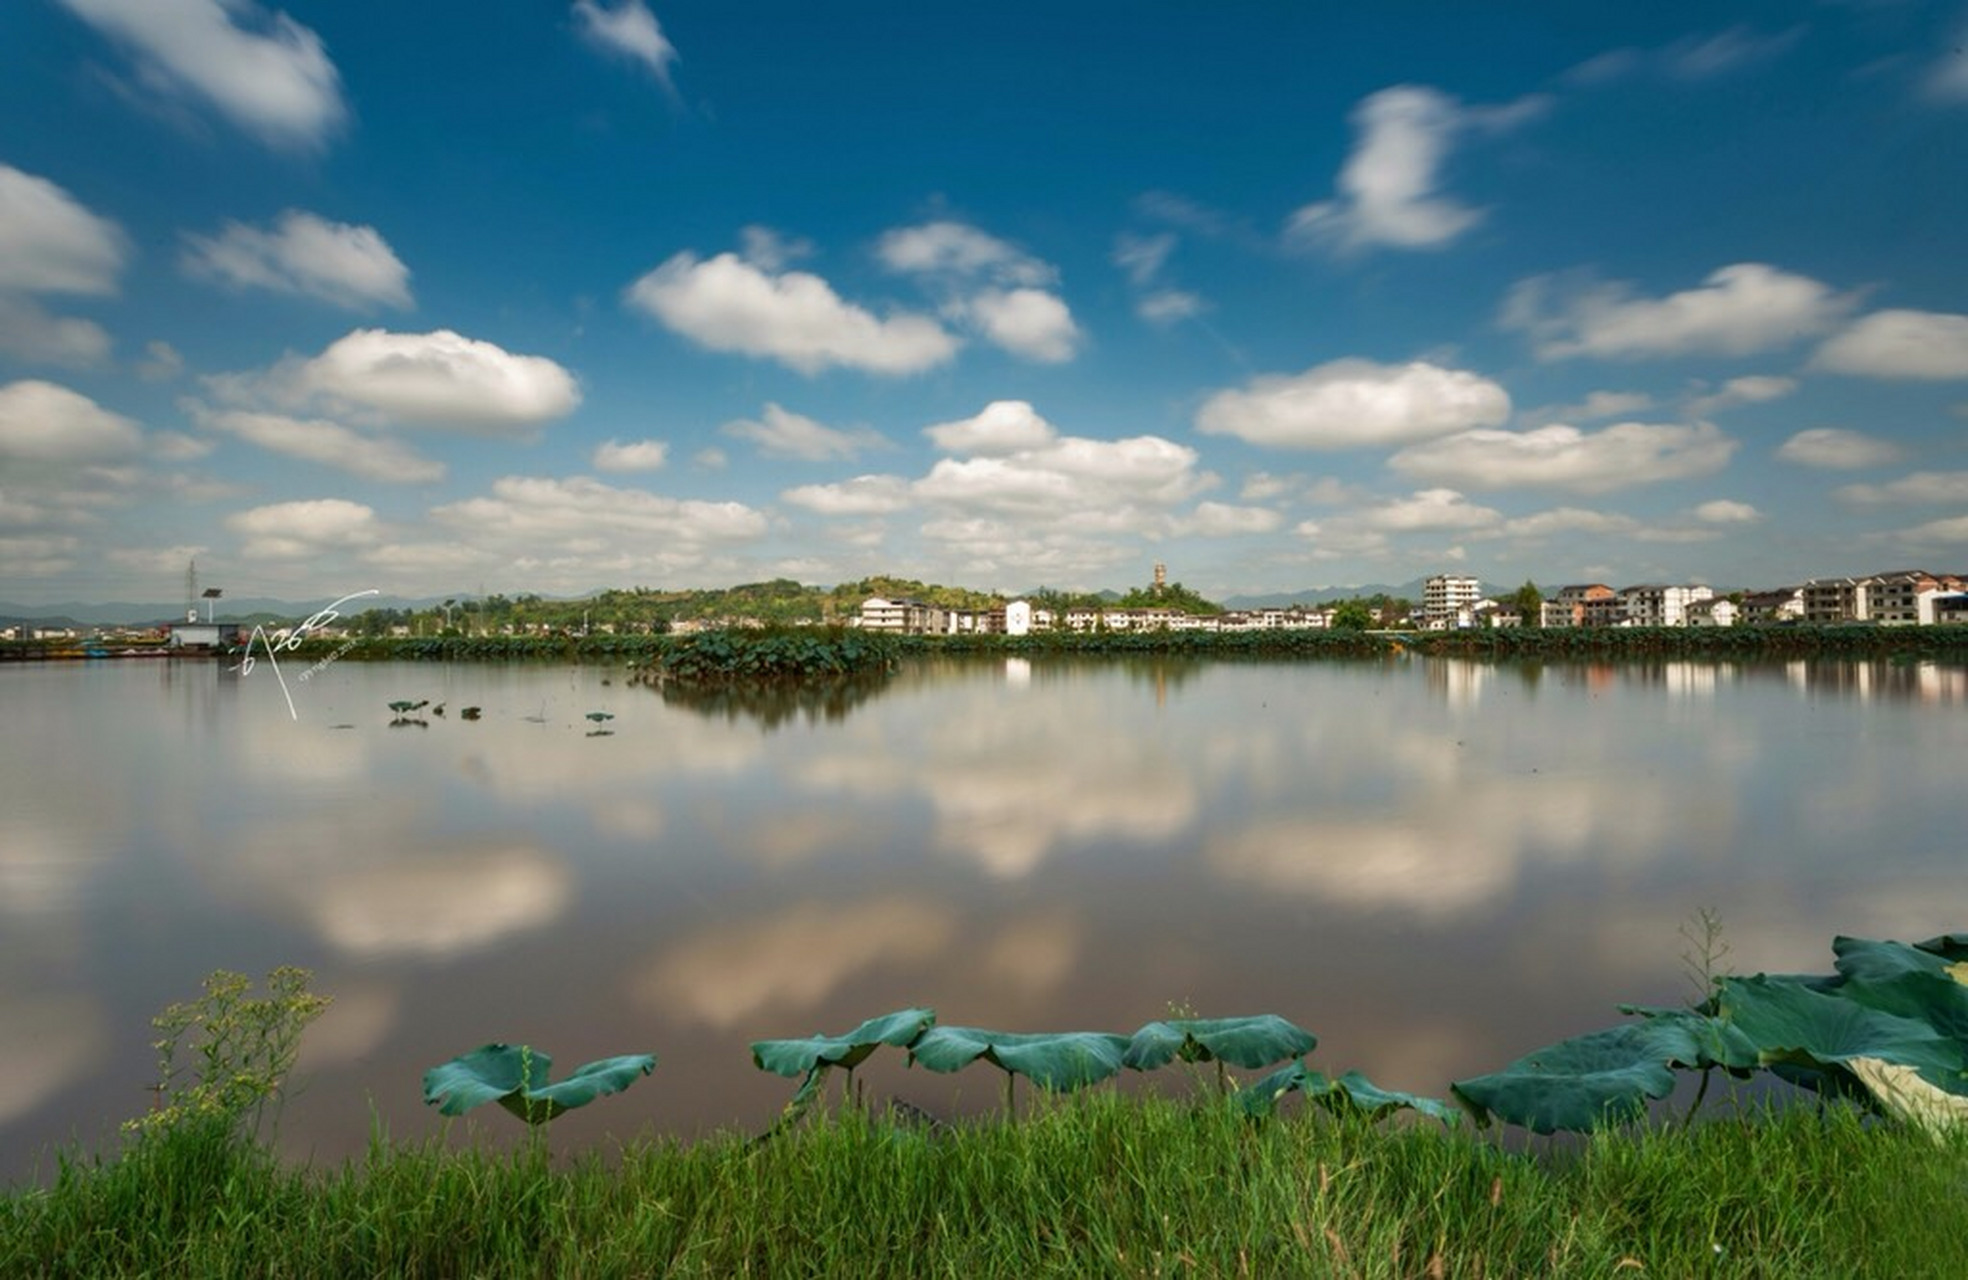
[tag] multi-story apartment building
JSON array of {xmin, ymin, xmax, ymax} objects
[
  {"xmin": 1542, "ymin": 583, "xmax": 1615, "ymax": 627},
  {"xmin": 1422, "ymin": 574, "xmax": 1482, "ymax": 629},
  {"xmin": 1863, "ymin": 570, "xmax": 1967, "ymax": 625},
  {"xmin": 1619, "ymin": 584, "xmax": 1715, "ymax": 627},
  {"xmin": 858, "ymin": 597, "xmax": 946, "ymax": 633},
  {"xmin": 1740, "ymin": 587, "xmax": 1805, "ymax": 624},
  {"xmin": 1801, "ymin": 577, "xmax": 1865, "ymax": 623}
]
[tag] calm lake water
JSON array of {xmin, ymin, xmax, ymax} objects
[{"xmin": 2, "ymin": 653, "xmax": 1964, "ymax": 1181}]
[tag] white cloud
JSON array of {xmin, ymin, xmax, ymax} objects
[
  {"xmin": 572, "ymin": 1, "xmax": 679, "ymax": 91},
  {"xmin": 58, "ymin": 0, "xmax": 345, "ymax": 148},
  {"xmin": 1391, "ymin": 421, "xmax": 1737, "ymax": 494},
  {"xmin": 189, "ymin": 405, "xmax": 443, "ymax": 483},
  {"xmin": 592, "ymin": 438, "xmax": 668, "ymax": 472},
  {"xmin": 1112, "ymin": 232, "xmax": 1175, "ymax": 286},
  {"xmin": 136, "ymin": 340, "xmax": 184, "ymax": 381},
  {"xmin": 1522, "ymin": 390, "xmax": 1655, "ymax": 426},
  {"xmin": 149, "ymin": 430, "xmax": 211, "ymax": 461},
  {"xmin": 1814, "ymin": 309, "xmax": 1968, "ymax": 379},
  {"xmin": 1694, "ymin": 499, "xmax": 1761, "ymax": 524},
  {"xmin": 1503, "ymin": 264, "xmax": 1855, "ymax": 360},
  {"xmin": 0, "ymin": 379, "xmax": 142, "ymax": 461},
  {"xmin": 1664, "ymin": 25, "xmax": 1803, "ymax": 79},
  {"xmin": 1359, "ymin": 488, "xmax": 1502, "ymax": 532},
  {"xmin": 924, "ymin": 401, "xmax": 1058, "ymax": 456},
  {"xmin": 916, "ymin": 433, "xmax": 1206, "ymax": 519},
  {"xmin": 738, "ymin": 225, "xmax": 810, "ymax": 271},
  {"xmin": 963, "ymin": 287, "xmax": 1081, "ymax": 362},
  {"xmin": 432, "ymin": 476, "xmax": 768, "ymax": 552},
  {"xmin": 1175, "ymin": 501, "xmax": 1285, "ymax": 537},
  {"xmin": 1925, "ymin": 31, "xmax": 1968, "ymax": 103},
  {"xmin": 1890, "ymin": 515, "xmax": 1968, "ymax": 544},
  {"xmin": 0, "ymin": 296, "xmax": 112, "ymax": 367},
  {"xmin": 107, "ymin": 543, "xmax": 208, "ymax": 575},
  {"xmin": 781, "ymin": 474, "xmax": 914, "ymax": 516},
  {"xmin": 1686, "ymin": 375, "xmax": 1797, "ymax": 416},
  {"xmin": 1287, "ymin": 85, "xmax": 1544, "ymax": 253},
  {"xmin": 182, "ymin": 210, "xmax": 412, "ymax": 310},
  {"xmin": 1775, "ymin": 427, "xmax": 1904, "ymax": 470},
  {"xmin": 0, "ymin": 535, "xmax": 83, "ymax": 576},
  {"xmin": 1196, "ymin": 358, "xmax": 1510, "ymax": 449},
  {"xmin": 1137, "ymin": 289, "xmax": 1205, "ymax": 325},
  {"xmin": 624, "ymin": 250, "xmax": 958, "ymax": 375},
  {"xmin": 216, "ymin": 329, "xmax": 581, "ymax": 433},
  {"xmin": 721, "ymin": 403, "xmax": 886, "ymax": 461},
  {"xmin": 0, "ymin": 165, "xmax": 127, "ymax": 295},
  {"xmin": 877, "ymin": 221, "xmax": 1054, "ymax": 286},
  {"xmin": 1835, "ymin": 471, "xmax": 1968, "ymax": 507},
  {"xmin": 226, "ymin": 498, "xmax": 378, "ymax": 559}
]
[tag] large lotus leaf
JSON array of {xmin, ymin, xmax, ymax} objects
[
  {"xmin": 422, "ymin": 1044, "xmax": 656, "ymax": 1126},
  {"xmin": 1824, "ymin": 939, "xmax": 1968, "ymax": 1051},
  {"xmin": 1123, "ymin": 1015, "xmax": 1316, "ymax": 1071},
  {"xmin": 1618, "ymin": 1005, "xmax": 1762, "ymax": 1073},
  {"xmin": 1715, "ymin": 974, "xmax": 1967, "ymax": 1093},
  {"xmin": 1914, "ymin": 933, "xmax": 1968, "ymax": 964},
  {"xmin": 909, "ymin": 1027, "xmax": 1131, "ymax": 1091},
  {"xmin": 1451, "ymin": 1019, "xmax": 1705, "ymax": 1134},
  {"xmin": 1239, "ymin": 1061, "xmax": 1455, "ymax": 1125},
  {"xmin": 1847, "ymin": 1058, "xmax": 1968, "ymax": 1135},
  {"xmin": 751, "ymin": 1007, "xmax": 936, "ymax": 1078}
]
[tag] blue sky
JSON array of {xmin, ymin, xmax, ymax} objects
[{"xmin": 3, "ymin": 0, "xmax": 1967, "ymax": 606}]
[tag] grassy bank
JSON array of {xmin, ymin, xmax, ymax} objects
[{"xmin": 6, "ymin": 1094, "xmax": 1964, "ymax": 1277}]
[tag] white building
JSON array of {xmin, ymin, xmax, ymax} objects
[
  {"xmin": 858, "ymin": 596, "xmax": 945, "ymax": 634},
  {"xmin": 1619, "ymin": 584, "xmax": 1714, "ymax": 627},
  {"xmin": 1422, "ymin": 575, "xmax": 1482, "ymax": 629},
  {"xmin": 1685, "ymin": 598, "xmax": 1739, "ymax": 627}
]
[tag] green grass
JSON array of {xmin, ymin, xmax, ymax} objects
[{"xmin": 6, "ymin": 1094, "xmax": 1964, "ymax": 1277}]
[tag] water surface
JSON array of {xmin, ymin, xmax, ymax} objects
[{"xmin": 2, "ymin": 654, "xmax": 1963, "ymax": 1180}]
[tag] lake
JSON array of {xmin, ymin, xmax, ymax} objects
[{"xmin": 2, "ymin": 652, "xmax": 1963, "ymax": 1181}]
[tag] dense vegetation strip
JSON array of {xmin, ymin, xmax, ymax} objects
[{"xmin": 6, "ymin": 1097, "xmax": 1964, "ymax": 1277}]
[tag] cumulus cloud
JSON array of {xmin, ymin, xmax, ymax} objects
[
  {"xmin": 924, "ymin": 400, "xmax": 1058, "ymax": 455},
  {"xmin": 916, "ymin": 433, "xmax": 1205, "ymax": 518},
  {"xmin": 1814, "ymin": 309, "xmax": 1968, "ymax": 379},
  {"xmin": 963, "ymin": 287, "xmax": 1081, "ymax": 362},
  {"xmin": 1686, "ymin": 375, "xmax": 1796, "ymax": 416},
  {"xmin": 1835, "ymin": 471, "xmax": 1968, "ymax": 507},
  {"xmin": 214, "ymin": 328, "xmax": 581, "ymax": 433},
  {"xmin": 1174, "ymin": 501, "xmax": 1285, "ymax": 537},
  {"xmin": 182, "ymin": 210, "xmax": 413, "ymax": 310},
  {"xmin": 1522, "ymin": 390, "xmax": 1655, "ymax": 426},
  {"xmin": 58, "ymin": 0, "xmax": 345, "ymax": 148},
  {"xmin": 572, "ymin": 1, "xmax": 679, "ymax": 91},
  {"xmin": 0, "ymin": 535, "xmax": 83, "ymax": 576},
  {"xmin": 592, "ymin": 438, "xmax": 668, "ymax": 472},
  {"xmin": 1287, "ymin": 85, "xmax": 1545, "ymax": 253},
  {"xmin": 1775, "ymin": 427, "xmax": 1904, "ymax": 470},
  {"xmin": 876, "ymin": 221, "xmax": 1053, "ymax": 286},
  {"xmin": 188, "ymin": 405, "xmax": 443, "ymax": 483},
  {"xmin": 879, "ymin": 221, "xmax": 1080, "ymax": 361},
  {"xmin": 1502, "ymin": 264, "xmax": 1855, "ymax": 360},
  {"xmin": 1891, "ymin": 515, "xmax": 1968, "ymax": 544},
  {"xmin": 0, "ymin": 165, "xmax": 127, "ymax": 296},
  {"xmin": 0, "ymin": 165, "xmax": 126, "ymax": 366},
  {"xmin": 1357, "ymin": 488, "xmax": 1502, "ymax": 532},
  {"xmin": 0, "ymin": 296, "xmax": 112, "ymax": 367},
  {"xmin": 0, "ymin": 379, "xmax": 143, "ymax": 461},
  {"xmin": 1196, "ymin": 358, "xmax": 1510, "ymax": 449},
  {"xmin": 432, "ymin": 476, "xmax": 768, "ymax": 558},
  {"xmin": 625, "ymin": 250, "xmax": 958, "ymax": 375},
  {"xmin": 781, "ymin": 474, "xmax": 914, "ymax": 516},
  {"xmin": 1694, "ymin": 499, "xmax": 1761, "ymax": 524},
  {"xmin": 721, "ymin": 402, "xmax": 886, "ymax": 461},
  {"xmin": 226, "ymin": 497, "xmax": 378, "ymax": 558},
  {"xmin": 1391, "ymin": 421, "xmax": 1737, "ymax": 494}
]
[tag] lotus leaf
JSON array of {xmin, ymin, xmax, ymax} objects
[
  {"xmin": 1239, "ymin": 1061, "xmax": 1456, "ymax": 1125},
  {"xmin": 908, "ymin": 1027, "xmax": 1131, "ymax": 1092},
  {"xmin": 1451, "ymin": 1019, "xmax": 1706, "ymax": 1134},
  {"xmin": 1714, "ymin": 974, "xmax": 1966, "ymax": 1094},
  {"xmin": 1915, "ymin": 933, "xmax": 1968, "ymax": 964},
  {"xmin": 751, "ymin": 1007, "xmax": 936, "ymax": 1079},
  {"xmin": 423, "ymin": 1043, "xmax": 656, "ymax": 1126},
  {"xmin": 1122, "ymin": 1015, "xmax": 1316, "ymax": 1071}
]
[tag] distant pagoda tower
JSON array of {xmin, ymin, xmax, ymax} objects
[{"xmin": 1153, "ymin": 561, "xmax": 1167, "ymax": 593}]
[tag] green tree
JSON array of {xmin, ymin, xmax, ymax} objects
[
  {"xmin": 1509, "ymin": 580, "xmax": 1544, "ymax": 628},
  {"xmin": 1330, "ymin": 601, "xmax": 1373, "ymax": 631}
]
